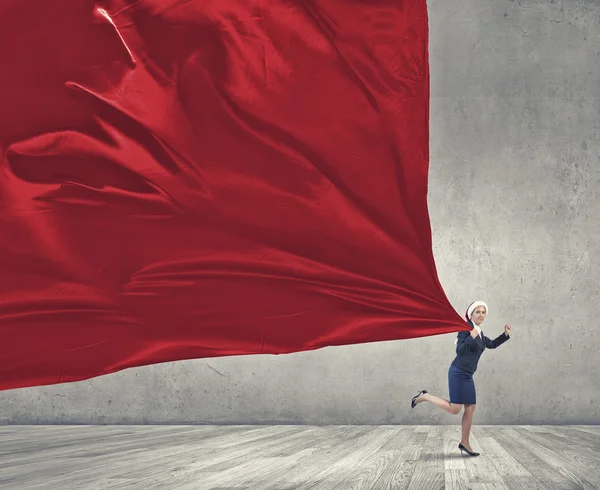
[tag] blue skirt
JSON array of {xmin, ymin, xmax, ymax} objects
[{"xmin": 448, "ymin": 364, "xmax": 476, "ymax": 404}]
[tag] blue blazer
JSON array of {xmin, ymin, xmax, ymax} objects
[{"xmin": 450, "ymin": 320, "xmax": 510, "ymax": 374}]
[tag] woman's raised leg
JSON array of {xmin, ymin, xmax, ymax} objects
[{"xmin": 416, "ymin": 393, "xmax": 462, "ymax": 415}]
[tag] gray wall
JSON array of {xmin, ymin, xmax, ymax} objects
[{"xmin": 1, "ymin": 0, "xmax": 598, "ymax": 425}]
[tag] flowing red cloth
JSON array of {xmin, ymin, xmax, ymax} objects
[{"xmin": 0, "ymin": 0, "xmax": 470, "ymax": 391}]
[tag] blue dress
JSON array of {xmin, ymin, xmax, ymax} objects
[
  {"xmin": 448, "ymin": 320, "xmax": 510, "ymax": 405},
  {"xmin": 448, "ymin": 364, "xmax": 476, "ymax": 404}
]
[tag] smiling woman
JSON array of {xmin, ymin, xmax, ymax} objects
[{"xmin": 411, "ymin": 301, "xmax": 512, "ymax": 457}]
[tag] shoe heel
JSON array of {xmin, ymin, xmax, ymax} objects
[
  {"xmin": 411, "ymin": 389, "xmax": 427, "ymax": 409},
  {"xmin": 458, "ymin": 442, "xmax": 479, "ymax": 457}
]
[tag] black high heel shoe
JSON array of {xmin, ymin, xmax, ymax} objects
[
  {"xmin": 411, "ymin": 390, "xmax": 427, "ymax": 409},
  {"xmin": 458, "ymin": 443, "xmax": 480, "ymax": 457}
]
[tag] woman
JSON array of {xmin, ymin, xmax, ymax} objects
[{"xmin": 410, "ymin": 301, "xmax": 511, "ymax": 457}]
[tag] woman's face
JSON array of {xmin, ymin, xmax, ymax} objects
[{"xmin": 471, "ymin": 306, "xmax": 486, "ymax": 326}]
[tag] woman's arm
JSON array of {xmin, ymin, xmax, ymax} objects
[
  {"xmin": 456, "ymin": 330, "xmax": 478, "ymax": 355},
  {"xmin": 483, "ymin": 332, "xmax": 510, "ymax": 349}
]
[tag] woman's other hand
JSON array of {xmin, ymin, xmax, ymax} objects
[
  {"xmin": 470, "ymin": 328, "xmax": 479, "ymax": 338},
  {"xmin": 505, "ymin": 324, "xmax": 511, "ymax": 336}
]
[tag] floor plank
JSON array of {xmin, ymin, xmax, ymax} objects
[
  {"xmin": 0, "ymin": 425, "xmax": 597, "ymax": 489},
  {"xmin": 485, "ymin": 426, "xmax": 584, "ymax": 490}
]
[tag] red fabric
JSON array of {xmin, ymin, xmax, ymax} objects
[{"xmin": 0, "ymin": 0, "xmax": 470, "ymax": 391}]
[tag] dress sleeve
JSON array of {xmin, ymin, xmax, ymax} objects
[
  {"xmin": 456, "ymin": 330, "xmax": 477, "ymax": 355},
  {"xmin": 483, "ymin": 332, "xmax": 510, "ymax": 349}
]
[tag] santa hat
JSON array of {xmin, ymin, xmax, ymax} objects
[{"xmin": 465, "ymin": 300, "xmax": 488, "ymax": 321}]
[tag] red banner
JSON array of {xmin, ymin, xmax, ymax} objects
[{"xmin": 0, "ymin": 0, "xmax": 469, "ymax": 391}]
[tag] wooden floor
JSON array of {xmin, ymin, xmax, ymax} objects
[{"xmin": 0, "ymin": 425, "xmax": 598, "ymax": 489}]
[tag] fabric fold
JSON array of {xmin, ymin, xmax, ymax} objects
[{"xmin": 0, "ymin": 0, "xmax": 470, "ymax": 391}]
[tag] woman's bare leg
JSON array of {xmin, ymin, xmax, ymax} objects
[
  {"xmin": 461, "ymin": 404, "xmax": 476, "ymax": 450},
  {"xmin": 416, "ymin": 393, "xmax": 462, "ymax": 415}
]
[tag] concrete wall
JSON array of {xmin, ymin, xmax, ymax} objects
[{"xmin": 1, "ymin": 0, "xmax": 598, "ymax": 424}]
